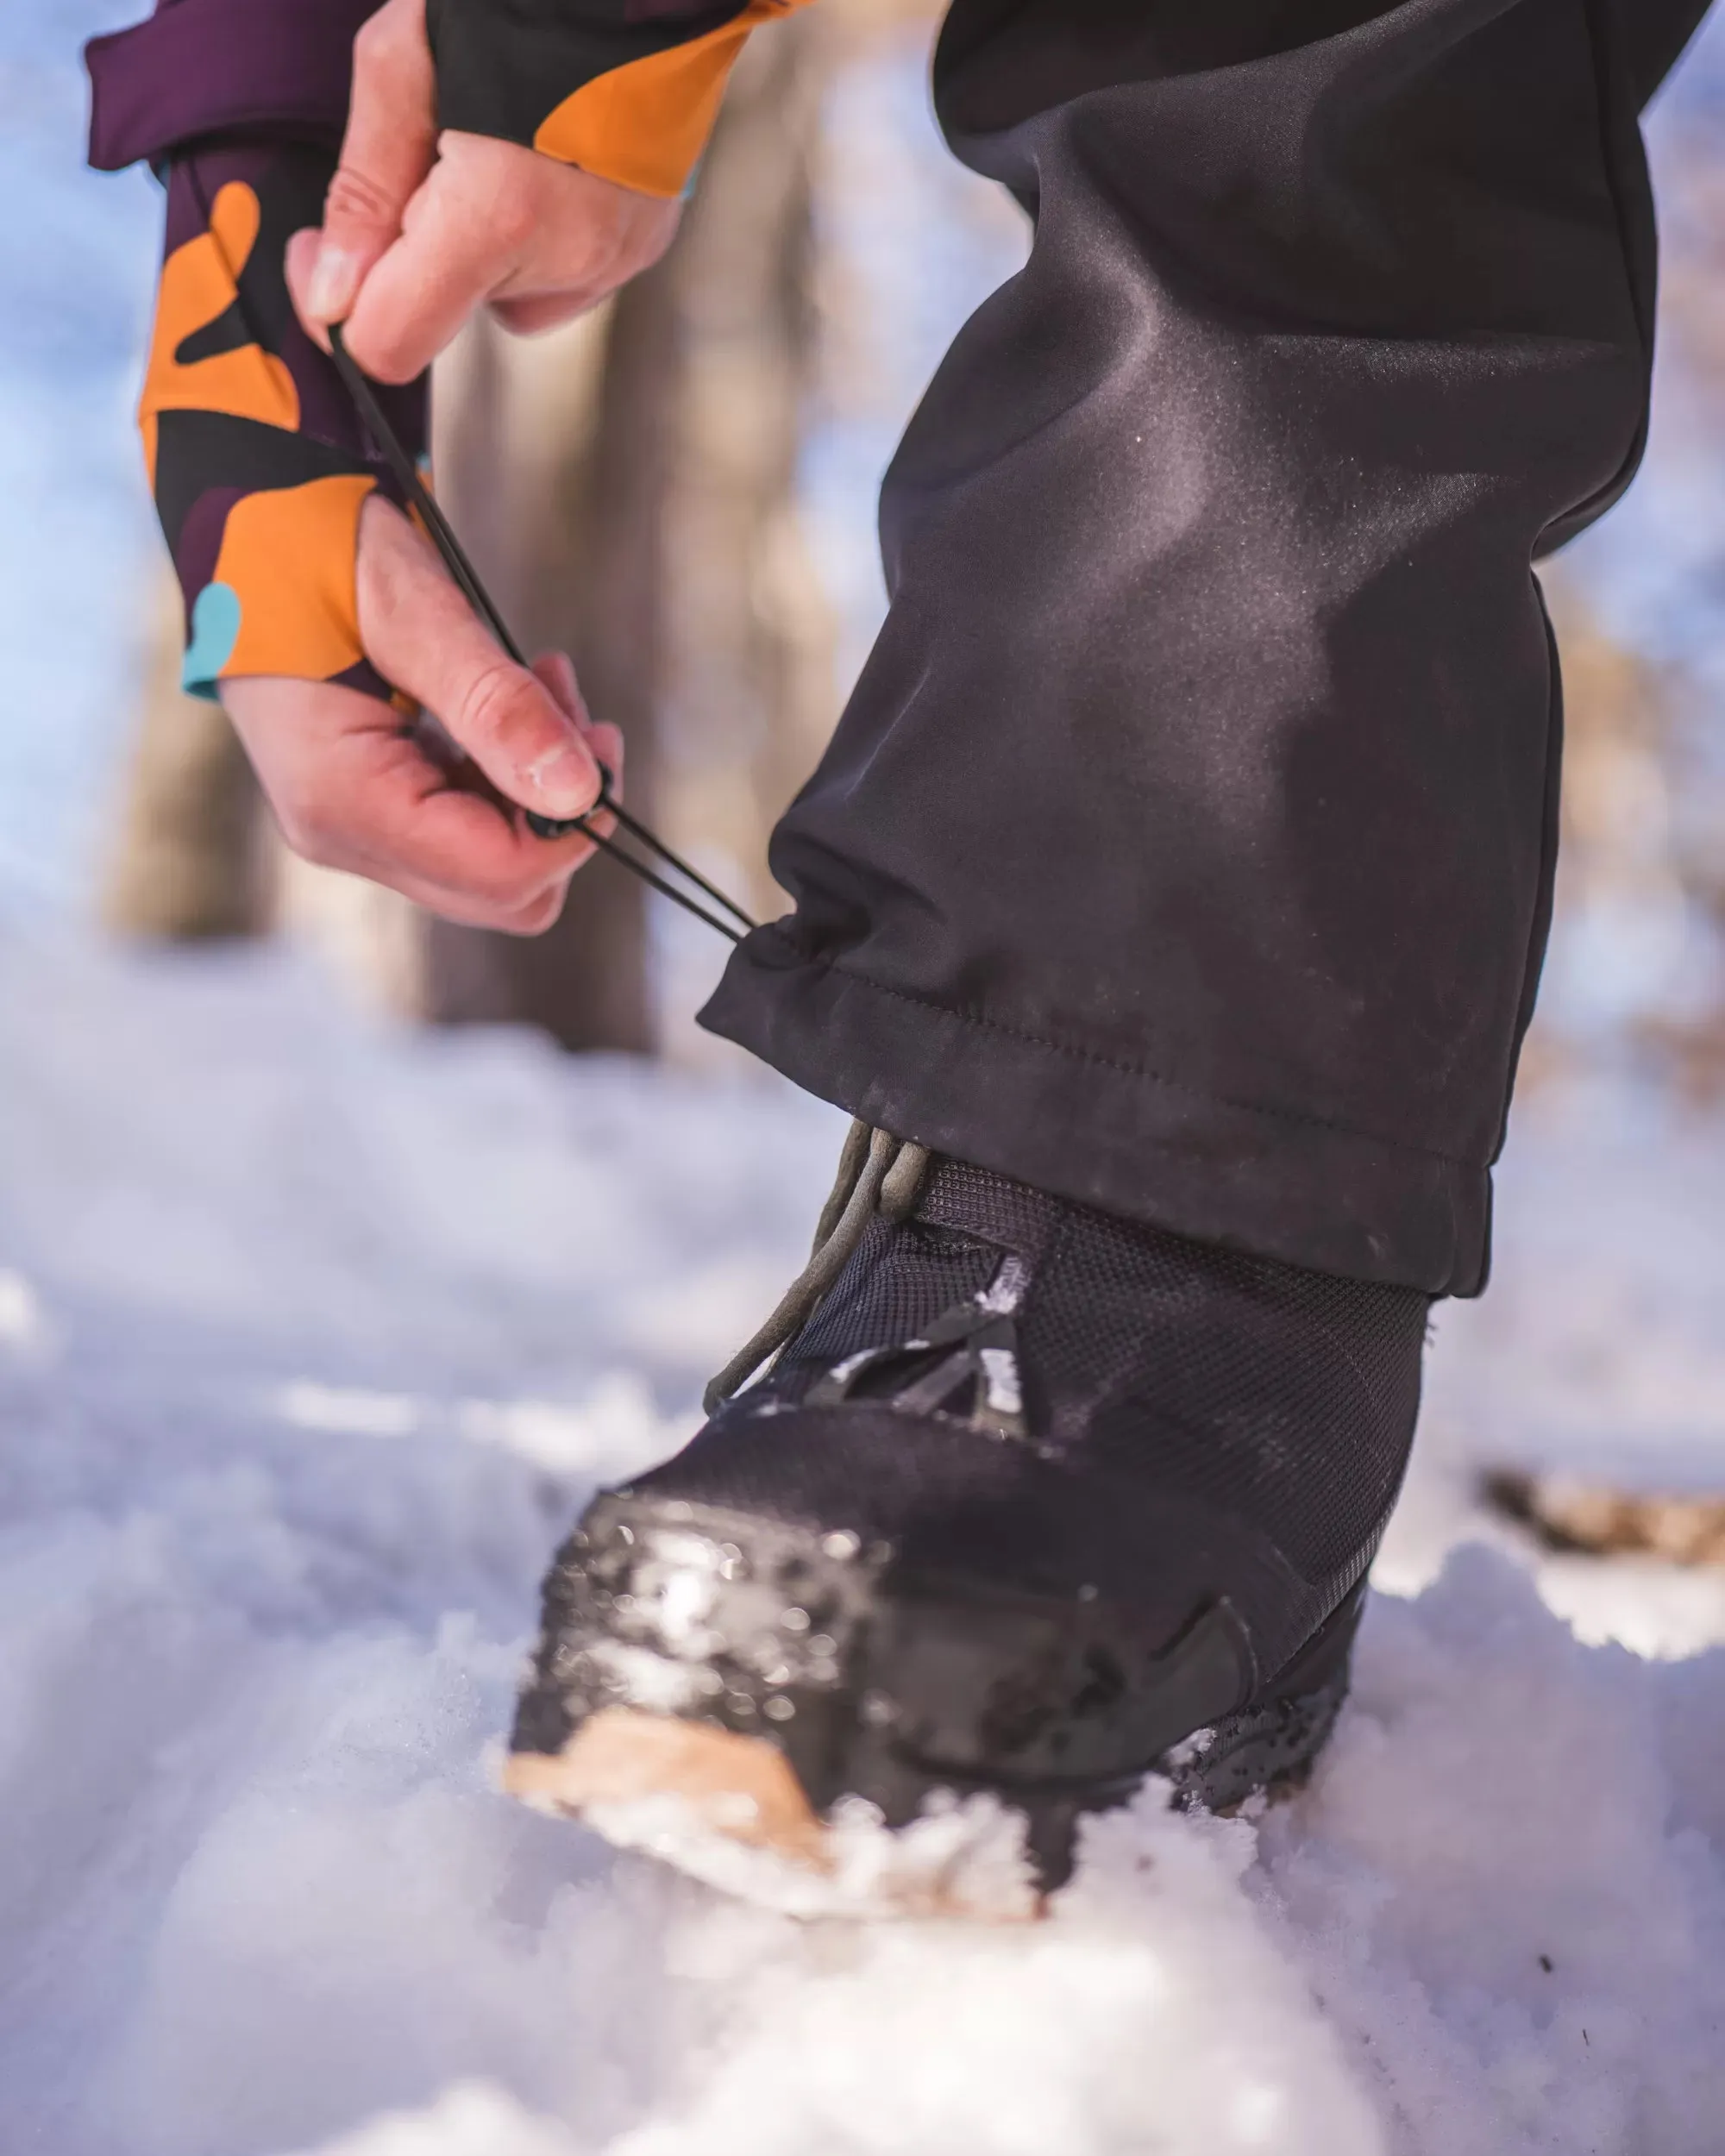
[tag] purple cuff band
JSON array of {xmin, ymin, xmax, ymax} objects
[{"xmin": 86, "ymin": 0, "xmax": 381, "ymax": 172}]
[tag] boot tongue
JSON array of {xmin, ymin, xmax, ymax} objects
[
  {"xmin": 911, "ymin": 1156, "xmax": 1064, "ymax": 1263},
  {"xmin": 804, "ymin": 1242, "xmax": 1032, "ymax": 1439},
  {"xmin": 777, "ymin": 1159, "xmax": 1065, "ymax": 1441}
]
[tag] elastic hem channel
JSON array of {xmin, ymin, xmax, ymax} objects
[{"xmin": 699, "ymin": 930, "xmax": 1489, "ymax": 1298}]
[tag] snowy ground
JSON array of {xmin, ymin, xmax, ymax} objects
[{"xmin": 7, "ymin": 930, "xmax": 1725, "ymax": 2156}]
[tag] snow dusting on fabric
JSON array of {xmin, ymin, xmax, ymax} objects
[{"xmin": 4, "ymin": 931, "xmax": 1725, "ymax": 2155}]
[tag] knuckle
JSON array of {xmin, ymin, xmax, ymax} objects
[
  {"xmin": 461, "ymin": 877, "xmax": 536, "ymax": 925},
  {"xmin": 507, "ymin": 893, "xmax": 564, "ymax": 938},
  {"xmin": 353, "ymin": 6, "xmax": 410, "ymax": 76},
  {"xmin": 279, "ymin": 807, "xmax": 340, "ymax": 868},
  {"xmin": 273, "ymin": 782, "xmax": 353, "ymax": 868},
  {"xmin": 345, "ymin": 329, "xmax": 417, "ymax": 385},
  {"xmin": 490, "ymin": 191, "xmax": 540, "ymax": 258},
  {"xmin": 325, "ymin": 161, "xmax": 400, "ymax": 234},
  {"xmin": 456, "ymin": 661, "xmax": 536, "ymax": 755},
  {"xmin": 476, "ymin": 856, "xmax": 543, "ymax": 908},
  {"xmin": 627, "ymin": 204, "xmax": 678, "ymax": 275}
]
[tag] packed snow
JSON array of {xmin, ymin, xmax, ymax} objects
[{"xmin": 5, "ymin": 929, "xmax": 1725, "ymax": 2156}]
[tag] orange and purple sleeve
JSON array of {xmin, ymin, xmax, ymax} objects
[
  {"xmin": 428, "ymin": 1, "xmax": 814, "ymax": 200},
  {"xmin": 88, "ymin": 0, "xmax": 812, "ymax": 699},
  {"xmin": 141, "ymin": 144, "xmax": 426, "ymax": 700}
]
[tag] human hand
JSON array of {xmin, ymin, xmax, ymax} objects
[
  {"xmin": 221, "ymin": 494, "xmax": 622, "ymax": 932},
  {"xmin": 286, "ymin": 0, "xmax": 682, "ymax": 383}
]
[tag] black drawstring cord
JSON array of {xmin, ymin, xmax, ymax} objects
[{"xmin": 326, "ymin": 324, "xmax": 758, "ymax": 947}]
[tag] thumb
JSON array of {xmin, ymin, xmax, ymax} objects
[
  {"xmin": 358, "ymin": 498, "xmax": 604, "ymax": 820},
  {"xmin": 301, "ymin": 0, "xmax": 436, "ymax": 330}
]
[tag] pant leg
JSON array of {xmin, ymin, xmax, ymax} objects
[
  {"xmin": 700, "ymin": 0, "xmax": 1712, "ymax": 1296},
  {"xmin": 1608, "ymin": 0, "xmax": 1714, "ymax": 109}
]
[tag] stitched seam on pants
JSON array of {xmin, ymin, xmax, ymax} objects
[{"xmin": 786, "ymin": 944, "xmax": 1482, "ymax": 1172}]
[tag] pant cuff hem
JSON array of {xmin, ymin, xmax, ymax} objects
[{"xmin": 699, "ymin": 937, "xmax": 1488, "ymax": 1297}]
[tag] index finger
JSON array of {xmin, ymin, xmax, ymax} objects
[
  {"xmin": 299, "ymin": 0, "xmax": 438, "ymax": 334},
  {"xmin": 336, "ymin": 160, "xmax": 518, "ymax": 383},
  {"xmin": 355, "ymin": 496, "xmax": 605, "ymax": 821},
  {"xmin": 222, "ymin": 673, "xmax": 601, "ymax": 927}
]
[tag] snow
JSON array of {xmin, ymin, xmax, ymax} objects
[{"xmin": 6, "ymin": 929, "xmax": 1725, "ymax": 2156}]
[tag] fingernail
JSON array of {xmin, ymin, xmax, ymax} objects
[
  {"xmin": 522, "ymin": 742, "xmax": 598, "ymax": 818},
  {"xmin": 308, "ymin": 243, "xmax": 361, "ymax": 323}
]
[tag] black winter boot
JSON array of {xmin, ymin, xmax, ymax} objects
[{"xmin": 505, "ymin": 1132, "xmax": 1430, "ymax": 1912}]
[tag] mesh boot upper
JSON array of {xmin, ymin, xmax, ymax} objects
[{"xmin": 626, "ymin": 1158, "xmax": 1431, "ymax": 1686}]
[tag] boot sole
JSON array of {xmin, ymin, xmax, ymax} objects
[
  {"xmin": 504, "ymin": 1708, "xmax": 1026, "ymax": 1918},
  {"xmin": 502, "ymin": 1653, "xmax": 1351, "ymax": 1918}
]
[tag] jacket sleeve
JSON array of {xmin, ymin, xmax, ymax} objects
[
  {"xmin": 426, "ymin": 0, "xmax": 814, "ymax": 198},
  {"xmin": 89, "ymin": 0, "xmax": 816, "ymax": 194},
  {"xmin": 86, "ymin": 0, "xmax": 383, "ymax": 172},
  {"xmin": 88, "ymin": 0, "xmax": 808, "ymax": 699},
  {"xmin": 140, "ymin": 141, "xmax": 428, "ymax": 700},
  {"xmin": 87, "ymin": 1, "xmax": 420, "ymax": 699}
]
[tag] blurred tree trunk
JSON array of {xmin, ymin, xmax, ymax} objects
[
  {"xmin": 651, "ymin": 8, "xmax": 836, "ymax": 935},
  {"xmin": 418, "ymin": 272, "xmax": 670, "ymax": 1052},
  {"xmin": 425, "ymin": 5, "xmax": 837, "ymax": 1051}
]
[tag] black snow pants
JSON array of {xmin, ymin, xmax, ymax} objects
[{"xmin": 700, "ymin": 0, "xmax": 1714, "ymax": 1298}]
